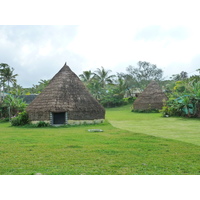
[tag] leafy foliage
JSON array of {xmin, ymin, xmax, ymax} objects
[
  {"xmin": 79, "ymin": 70, "xmax": 94, "ymax": 83},
  {"xmin": 160, "ymin": 80, "xmax": 200, "ymax": 117},
  {"xmin": 35, "ymin": 121, "xmax": 50, "ymax": 127},
  {"xmin": 79, "ymin": 66, "xmax": 142, "ymax": 106},
  {"xmin": 10, "ymin": 111, "xmax": 29, "ymax": 126},
  {"xmin": 170, "ymin": 71, "xmax": 188, "ymax": 81},
  {"xmin": 133, "ymin": 108, "xmax": 160, "ymax": 113},
  {"xmin": 0, "ymin": 117, "xmax": 9, "ymax": 123},
  {"xmin": 93, "ymin": 66, "xmax": 116, "ymax": 88},
  {"xmin": 99, "ymin": 85, "xmax": 125, "ymax": 107},
  {"xmin": 1, "ymin": 95, "xmax": 27, "ymax": 118},
  {"xmin": 27, "ymin": 79, "xmax": 50, "ymax": 94},
  {"xmin": 126, "ymin": 61, "xmax": 163, "ymax": 89}
]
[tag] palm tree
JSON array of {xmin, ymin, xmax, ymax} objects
[
  {"xmin": 94, "ymin": 66, "xmax": 115, "ymax": 88},
  {"xmin": 79, "ymin": 70, "xmax": 94, "ymax": 83},
  {"xmin": 87, "ymin": 79, "xmax": 103, "ymax": 100},
  {"xmin": 181, "ymin": 96, "xmax": 191, "ymax": 117},
  {"xmin": 2, "ymin": 66, "xmax": 18, "ymax": 89},
  {"xmin": 0, "ymin": 63, "xmax": 10, "ymax": 99},
  {"xmin": 38, "ymin": 79, "xmax": 50, "ymax": 86},
  {"xmin": 9, "ymin": 82, "xmax": 24, "ymax": 96}
]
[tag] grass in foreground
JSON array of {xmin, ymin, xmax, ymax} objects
[{"xmin": 0, "ymin": 119, "xmax": 200, "ymax": 175}]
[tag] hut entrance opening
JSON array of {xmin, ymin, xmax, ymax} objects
[{"xmin": 53, "ymin": 112, "xmax": 66, "ymax": 125}]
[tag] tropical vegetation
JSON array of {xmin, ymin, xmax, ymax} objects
[
  {"xmin": 161, "ymin": 73, "xmax": 200, "ymax": 117},
  {"xmin": 0, "ymin": 63, "xmax": 26, "ymax": 120},
  {"xmin": 1, "ymin": 61, "xmax": 200, "ymax": 120},
  {"xmin": 79, "ymin": 61, "xmax": 164, "ymax": 107}
]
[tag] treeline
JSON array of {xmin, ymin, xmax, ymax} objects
[
  {"xmin": 79, "ymin": 61, "xmax": 165, "ymax": 107},
  {"xmin": 1, "ymin": 61, "xmax": 200, "ymax": 120},
  {"xmin": 1, "ymin": 61, "xmax": 165, "ymax": 107}
]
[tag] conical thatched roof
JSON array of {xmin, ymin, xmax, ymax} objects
[
  {"xmin": 133, "ymin": 81, "xmax": 167, "ymax": 110},
  {"xmin": 27, "ymin": 63, "xmax": 105, "ymax": 122}
]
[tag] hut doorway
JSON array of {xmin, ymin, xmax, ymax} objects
[{"xmin": 53, "ymin": 112, "xmax": 66, "ymax": 125}]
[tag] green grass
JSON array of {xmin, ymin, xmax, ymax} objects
[
  {"xmin": 106, "ymin": 104, "xmax": 200, "ymax": 146},
  {"xmin": 0, "ymin": 105, "xmax": 200, "ymax": 175}
]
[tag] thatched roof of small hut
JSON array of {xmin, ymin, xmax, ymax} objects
[
  {"xmin": 26, "ymin": 63, "xmax": 105, "ymax": 121},
  {"xmin": 133, "ymin": 81, "xmax": 167, "ymax": 110}
]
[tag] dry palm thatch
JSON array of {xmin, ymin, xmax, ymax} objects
[
  {"xmin": 133, "ymin": 81, "xmax": 168, "ymax": 111},
  {"xmin": 26, "ymin": 63, "xmax": 105, "ymax": 124}
]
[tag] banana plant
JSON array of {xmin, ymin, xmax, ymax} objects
[
  {"xmin": 2, "ymin": 95, "xmax": 27, "ymax": 117},
  {"xmin": 180, "ymin": 96, "xmax": 192, "ymax": 117}
]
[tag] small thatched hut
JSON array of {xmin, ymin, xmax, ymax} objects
[
  {"xmin": 133, "ymin": 81, "xmax": 167, "ymax": 111},
  {"xmin": 26, "ymin": 63, "xmax": 105, "ymax": 125}
]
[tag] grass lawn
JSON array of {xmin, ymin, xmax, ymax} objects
[
  {"xmin": 106, "ymin": 104, "xmax": 200, "ymax": 146},
  {"xmin": 0, "ymin": 105, "xmax": 200, "ymax": 175}
]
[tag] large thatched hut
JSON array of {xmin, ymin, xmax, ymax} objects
[
  {"xmin": 133, "ymin": 81, "xmax": 167, "ymax": 111},
  {"xmin": 26, "ymin": 63, "xmax": 105, "ymax": 125}
]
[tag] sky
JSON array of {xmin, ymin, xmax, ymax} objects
[{"xmin": 1, "ymin": 0, "xmax": 200, "ymax": 88}]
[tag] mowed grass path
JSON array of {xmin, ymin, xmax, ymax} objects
[
  {"xmin": 0, "ymin": 106, "xmax": 200, "ymax": 175},
  {"xmin": 106, "ymin": 104, "xmax": 200, "ymax": 146}
]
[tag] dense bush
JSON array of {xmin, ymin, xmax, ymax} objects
[
  {"xmin": 0, "ymin": 95, "xmax": 27, "ymax": 119},
  {"xmin": 35, "ymin": 121, "xmax": 50, "ymax": 127},
  {"xmin": 10, "ymin": 111, "xmax": 29, "ymax": 126},
  {"xmin": 0, "ymin": 107, "xmax": 9, "ymax": 119},
  {"xmin": 0, "ymin": 117, "xmax": 9, "ymax": 123},
  {"xmin": 160, "ymin": 95, "xmax": 200, "ymax": 117},
  {"xmin": 160, "ymin": 80, "xmax": 200, "ymax": 118},
  {"xmin": 133, "ymin": 109, "xmax": 160, "ymax": 113},
  {"xmin": 101, "ymin": 95, "xmax": 136, "ymax": 108},
  {"xmin": 123, "ymin": 97, "xmax": 136, "ymax": 104}
]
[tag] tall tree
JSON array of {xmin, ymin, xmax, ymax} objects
[
  {"xmin": 2, "ymin": 66, "xmax": 18, "ymax": 89},
  {"xmin": 116, "ymin": 73, "xmax": 136, "ymax": 97},
  {"xmin": 87, "ymin": 79, "xmax": 103, "ymax": 100},
  {"xmin": 126, "ymin": 61, "xmax": 163, "ymax": 90},
  {"xmin": 0, "ymin": 63, "xmax": 12, "ymax": 99},
  {"xmin": 171, "ymin": 71, "xmax": 188, "ymax": 81}
]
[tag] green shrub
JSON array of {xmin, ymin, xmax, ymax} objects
[
  {"xmin": 159, "ymin": 97, "xmax": 196, "ymax": 117},
  {"xmin": 35, "ymin": 121, "xmax": 50, "ymax": 127},
  {"xmin": 0, "ymin": 117, "xmax": 9, "ymax": 123},
  {"xmin": 123, "ymin": 97, "xmax": 136, "ymax": 104},
  {"xmin": 10, "ymin": 117, "xmax": 20, "ymax": 126},
  {"xmin": 132, "ymin": 109, "xmax": 160, "ymax": 113},
  {"xmin": 10, "ymin": 111, "xmax": 30, "ymax": 126}
]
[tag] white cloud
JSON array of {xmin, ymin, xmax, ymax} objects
[
  {"xmin": 67, "ymin": 23, "xmax": 200, "ymax": 78},
  {"xmin": 38, "ymin": 41, "xmax": 53, "ymax": 56},
  {"xmin": 1, "ymin": 0, "xmax": 200, "ymax": 87},
  {"xmin": 68, "ymin": 25, "xmax": 139, "ymax": 69}
]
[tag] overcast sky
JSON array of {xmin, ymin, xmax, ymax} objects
[{"xmin": 1, "ymin": 0, "xmax": 200, "ymax": 87}]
